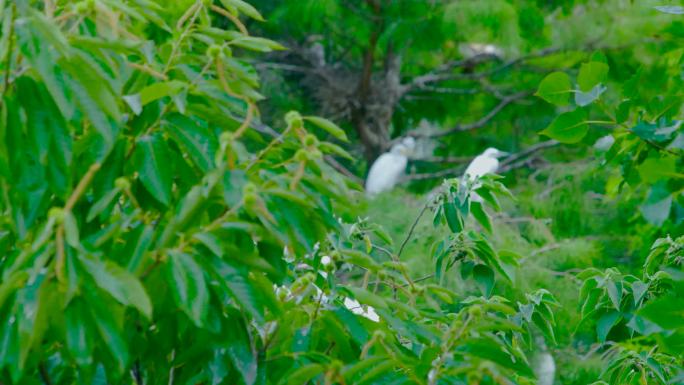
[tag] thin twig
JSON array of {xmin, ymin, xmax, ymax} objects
[
  {"xmin": 418, "ymin": 90, "xmax": 533, "ymax": 138},
  {"xmin": 397, "ymin": 202, "xmax": 429, "ymax": 258},
  {"xmin": 65, "ymin": 163, "xmax": 102, "ymax": 211},
  {"xmin": 211, "ymin": 4, "xmax": 248, "ymax": 35}
]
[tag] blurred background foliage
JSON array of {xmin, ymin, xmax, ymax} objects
[{"xmin": 0, "ymin": 0, "xmax": 683, "ymax": 384}]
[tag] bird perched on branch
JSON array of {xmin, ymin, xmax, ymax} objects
[
  {"xmin": 463, "ymin": 147, "xmax": 509, "ymax": 201},
  {"xmin": 365, "ymin": 137, "xmax": 416, "ymax": 196}
]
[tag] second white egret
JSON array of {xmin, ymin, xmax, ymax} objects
[
  {"xmin": 365, "ymin": 137, "xmax": 416, "ymax": 196},
  {"xmin": 463, "ymin": 147, "xmax": 509, "ymax": 201}
]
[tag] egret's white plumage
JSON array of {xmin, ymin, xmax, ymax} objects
[
  {"xmin": 463, "ymin": 147, "xmax": 508, "ymax": 201},
  {"xmin": 535, "ymin": 352, "xmax": 556, "ymax": 385},
  {"xmin": 365, "ymin": 137, "xmax": 415, "ymax": 196},
  {"xmin": 459, "ymin": 43, "xmax": 504, "ymax": 59}
]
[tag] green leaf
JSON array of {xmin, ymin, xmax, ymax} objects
[
  {"xmin": 80, "ymin": 256, "xmax": 152, "ymax": 319},
  {"xmin": 631, "ymin": 281, "xmax": 649, "ymax": 305},
  {"xmin": 134, "ymin": 134, "xmax": 173, "ymax": 205},
  {"xmin": 470, "ymin": 201, "xmax": 492, "ymax": 233},
  {"xmin": 136, "ymin": 80, "xmax": 187, "ymax": 106},
  {"xmin": 219, "ymin": 0, "xmax": 265, "ymax": 21},
  {"xmin": 63, "ymin": 211, "xmax": 80, "ymax": 248},
  {"xmin": 597, "ymin": 311, "xmax": 621, "ymax": 342},
  {"xmin": 575, "ymin": 84, "xmax": 606, "ymax": 107},
  {"xmin": 640, "ymin": 195, "xmax": 672, "ymax": 226},
  {"xmin": 86, "ymin": 188, "xmax": 121, "ymax": 222},
  {"xmin": 224, "ymin": 309, "xmax": 257, "ymax": 385},
  {"xmin": 473, "ymin": 264, "xmax": 495, "ymax": 297},
  {"xmin": 65, "ymin": 298, "xmax": 95, "ymax": 366},
  {"xmin": 637, "ymin": 156, "xmax": 677, "ymax": 183},
  {"xmin": 539, "ymin": 109, "xmax": 589, "ymax": 144},
  {"xmin": 211, "ymin": 257, "xmax": 271, "ymax": 323},
  {"xmin": 87, "ymin": 292, "xmax": 129, "ymax": 372},
  {"xmin": 164, "ymin": 113, "xmax": 217, "ymax": 172},
  {"xmin": 578, "ymin": 62, "xmax": 609, "ymax": 92},
  {"xmin": 606, "ymin": 280, "xmax": 622, "ymax": 310},
  {"xmin": 443, "ymin": 200, "xmax": 463, "ymax": 233},
  {"xmin": 166, "ymin": 250, "xmax": 209, "ymax": 327},
  {"xmin": 638, "ymin": 294, "xmax": 684, "ymax": 330},
  {"xmin": 281, "ymin": 364, "xmax": 324, "ymax": 385},
  {"xmin": 535, "ymin": 71, "xmax": 572, "ymax": 106},
  {"xmin": 230, "ymin": 36, "xmax": 286, "ymax": 52},
  {"xmin": 303, "ymin": 116, "xmax": 348, "ymax": 142}
]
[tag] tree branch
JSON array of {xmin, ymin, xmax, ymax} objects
[
  {"xmin": 415, "ymin": 90, "xmax": 533, "ymax": 138},
  {"xmin": 324, "ymin": 155, "xmax": 363, "ymax": 185},
  {"xmin": 498, "ymin": 140, "xmax": 559, "ymax": 171}
]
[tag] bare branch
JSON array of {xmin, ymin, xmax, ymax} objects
[
  {"xmin": 413, "ymin": 155, "xmax": 473, "ymax": 164},
  {"xmin": 415, "ymin": 90, "xmax": 533, "ymax": 138},
  {"xmin": 324, "ymin": 155, "xmax": 364, "ymax": 185},
  {"xmin": 498, "ymin": 140, "xmax": 559, "ymax": 171},
  {"xmin": 406, "ymin": 166, "xmax": 466, "ymax": 181}
]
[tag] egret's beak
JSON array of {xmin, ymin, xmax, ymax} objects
[{"xmin": 497, "ymin": 151, "xmax": 510, "ymax": 158}]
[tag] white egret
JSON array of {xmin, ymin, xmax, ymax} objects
[
  {"xmin": 365, "ymin": 137, "xmax": 416, "ymax": 196},
  {"xmin": 459, "ymin": 43, "xmax": 504, "ymax": 59},
  {"xmin": 535, "ymin": 351, "xmax": 556, "ymax": 385},
  {"xmin": 463, "ymin": 147, "xmax": 509, "ymax": 201}
]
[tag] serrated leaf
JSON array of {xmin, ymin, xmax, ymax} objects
[
  {"xmin": 80, "ymin": 257, "xmax": 152, "ymax": 319},
  {"xmin": 164, "ymin": 113, "xmax": 217, "ymax": 172},
  {"xmin": 166, "ymin": 251, "xmax": 209, "ymax": 327},
  {"xmin": 134, "ymin": 134, "xmax": 173, "ymax": 205}
]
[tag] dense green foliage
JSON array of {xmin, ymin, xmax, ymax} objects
[{"xmin": 0, "ymin": 1, "xmax": 683, "ymax": 385}]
